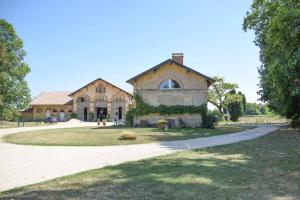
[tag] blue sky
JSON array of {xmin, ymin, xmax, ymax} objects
[{"xmin": 0, "ymin": 0, "xmax": 260, "ymax": 102}]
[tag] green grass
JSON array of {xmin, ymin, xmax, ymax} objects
[
  {"xmin": 1, "ymin": 128, "xmax": 299, "ymax": 199},
  {"xmin": 3, "ymin": 126, "xmax": 249, "ymax": 146},
  {"xmin": 0, "ymin": 121, "xmax": 53, "ymax": 129},
  {"xmin": 219, "ymin": 115, "xmax": 289, "ymax": 125}
]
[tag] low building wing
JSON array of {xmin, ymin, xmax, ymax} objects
[{"xmin": 30, "ymin": 92, "xmax": 73, "ymax": 105}]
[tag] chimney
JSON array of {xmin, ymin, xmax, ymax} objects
[{"xmin": 172, "ymin": 53, "xmax": 184, "ymax": 64}]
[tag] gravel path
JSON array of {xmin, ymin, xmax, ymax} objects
[{"xmin": 0, "ymin": 124, "xmax": 280, "ymax": 192}]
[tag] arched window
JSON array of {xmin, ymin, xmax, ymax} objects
[
  {"xmin": 96, "ymin": 85, "xmax": 106, "ymax": 93},
  {"xmin": 159, "ymin": 79, "xmax": 181, "ymax": 89}
]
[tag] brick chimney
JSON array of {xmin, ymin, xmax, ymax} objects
[{"xmin": 172, "ymin": 53, "xmax": 184, "ymax": 64}]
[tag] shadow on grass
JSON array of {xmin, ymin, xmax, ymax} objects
[{"xmin": 1, "ymin": 129, "xmax": 300, "ymax": 200}]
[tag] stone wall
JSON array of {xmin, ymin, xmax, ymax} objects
[
  {"xmin": 32, "ymin": 105, "xmax": 73, "ymax": 121},
  {"xmin": 72, "ymin": 79, "xmax": 132, "ymax": 121},
  {"xmin": 135, "ymin": 113, "xmax": 202, "ymax": 128},
  {"xmin": 132, "ymin": 62, "xmax": 208, "ymax": 107}
]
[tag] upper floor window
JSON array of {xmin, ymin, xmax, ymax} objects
[
  {"xmin": 159, "ymin": 79, "xmax": 181, "ymax": 90},
  {"xmin": 96, "ymin": 86, "xmax": 106, "ymax": 93}
]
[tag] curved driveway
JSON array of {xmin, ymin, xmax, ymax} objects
[{"xmin": 0, "ymin": 124, "xmax": 280, "ymax": 192}]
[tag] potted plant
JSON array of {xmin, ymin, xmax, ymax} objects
[{"xmin": 157, "ymin": 119, "xmax": 168, "ymax": 130}]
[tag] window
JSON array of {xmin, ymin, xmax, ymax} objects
[
  {"xmin": 159, "ymin": 79, "xmax": 181, "ymax": 89},
  {"xmin": 37, "ymin": 108, "xmax": 43, "ymax": 113},
  {"xmin": 96, "ymin": 86, "xmax": 106, "ymax": 93},
  {"xmin": 80, "ymin": 97, "xmax": 85, "ymax": 102},
  {"xmin": 68, "ymin": 110, "xmax": 72, "ymax": 113},
  {"xmin": 53, "ymin": 109, "xmax": 57, "ymax": 112}
]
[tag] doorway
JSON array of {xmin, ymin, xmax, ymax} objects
[
  {"xmin": 96, "ymin": 107, "xmax": 107, "ymax": 121},
  {"xmin": 118, "ymin": 107, "xmax": 122, "ymax": 120},
  {"xmin": 84, "ymin": 107, "xmax": 88, "ymax": 121},
  {"xmin": 59, "ymin": 112, "xmax": 65, "ymax": 121}
]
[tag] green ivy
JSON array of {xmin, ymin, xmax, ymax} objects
[{"xmin": 133, "ymin": 94, "xmax": 207, "ymax": 116}]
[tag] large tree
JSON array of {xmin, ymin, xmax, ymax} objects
[
  {"xmin": 243, "ymin": 0, "xmax": 300, "ymax": 126},
  {"xmin": 208, "ymin": 76, "xmax": 238, "ymax": 118},
  {"xmin": 0, "ymin": 19, "xmax": 31, "ymax": 120}
]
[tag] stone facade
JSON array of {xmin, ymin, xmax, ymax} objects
[
  {"xmin": 70, "ymin": 79, "xmax": 132, "ymax": 121},
  {"xmin": 127, "ymin": 54, "xmax": 213, "ymax": 127},
  {"xmin": 32, "ymin": 105, "xmax": 73, "ymax": 121},
  {"xmin": 135, "ymin": 113, "xmax": 202, "ymax": 128},
  {"xmin": 29, "ymin": 79, "xmax": 132, "ymax": 122}
]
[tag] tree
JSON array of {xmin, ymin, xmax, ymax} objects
[
  {"xmin": 0, "ymin": 19, "xmax": 31, "ymax": 120},
  {"xmin": 238, "ymin": 91, "xmax": 247, "ymax": 115},
  {"xmin": 243, "ymin": 0, "xmax": 300, "ymax": 127},
  {"xmin": 208, "ymin": 76, "xmax": 238, "ymax": 118},
  {"xmin": 224, "ymin": 90, "xmax": 244, "ymax": 122}
]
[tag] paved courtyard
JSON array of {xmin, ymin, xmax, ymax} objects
[{"xmin": 0, "ymin": 124, "xmax": 279, "ymax": 192}]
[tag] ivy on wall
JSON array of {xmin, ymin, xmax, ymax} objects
[
  {"xmin": 133, "ymin": 95, "xmax": 207, "ymax": 116},
  {"xmin": 125, "ymin": 95, "xmax": 210, "ymax": 127}
]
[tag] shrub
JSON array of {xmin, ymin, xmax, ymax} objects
[
  {"xmin": 291, "ymin": 118, "xmax": 300, "ymax": 128},
  {"xmin": 202, "ymin": 111, "xmax": 219, "ymax": 129},
  {"xmin": 178, "ymin": 117, "xmax": 186, "ymax": 128},
  {"xmin": 125, "ymin": 107, "xmax": 134, "ymax": 127},
  {"xmin": 119, "ymin": 131, "xmax": 137, "ymax": 140},
  {"xmin": 70, "ymin": 113, "xmax": 77, "ymax": 119},
  {"xmin": 157, "ymin": 119, "xmax": 168, "ymax": 130},
  {"xmin": 88, "ymin": 112, "xmax": 94, "ymax": 122}
]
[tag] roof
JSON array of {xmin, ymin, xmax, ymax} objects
[
  {"xmin": 69, "ymin": 78, "xmax": 133, "ymax": 97},
  {"xmin": 126, "ymin": 59, "xmax": 215, "ymax": 85},
  {"xmin": 30, "ymin": 92, "xmax": 73, "ymax": 105}
]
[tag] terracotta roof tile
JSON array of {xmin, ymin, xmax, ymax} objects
[{"xmin": 30, "ymin": 92, "xmax": 73, "ymax": 105}]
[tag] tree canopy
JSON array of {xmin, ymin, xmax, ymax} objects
[
  {"xmin": 243, "ymin": 0, "xmax": 300, "ymax": 126},
  {"xmin": 208, "ymin": 76, "xmax": 238, "ymax": 117},
  {"xmin": 0, "ymin": 19, "xmax": 31, "ymax": 120}
]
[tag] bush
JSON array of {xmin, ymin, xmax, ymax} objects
[
  {"xmin": 291, "ymin": 118, "xmax": 300, "ymax": 128},
  {"xmin": 125, "ymin": 108, "xmax": 134, "ymax": 127},
  {"xmin": 119, "ymin": 131, "xmax": 137, "ymax": 140},
  {"xmin": 157, "ymin": 119, "xmax": 168, "ymax": 130},
  {"xmin": 88, "ymin": 112, "xmax": 94, "ymax": 122},
  {"xmin": 70, "ymin": 113, "xmax": 77, "ymax": 119},
  {"xmin": 202, "ymin": 111, "xmax": 219, "ymax": 129}
]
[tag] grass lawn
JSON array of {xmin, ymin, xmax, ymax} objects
[
  {"xmin": 219, "ymin": 115, "xmax": 289, "ymax": 125},
  {"xmin": 0, "ymin": 121, "xmax": 53, "ymax": 129},
  {"xmin": 1, "ymin": 128, "xmax": 299, "ymax": 199},
  {"xmin": 3, "ymin": 126, "xmax": 249, "ymax": 146}
]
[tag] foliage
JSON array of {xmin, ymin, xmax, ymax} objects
[
  {"xmin": 238, "ymin": 91, "xmax": 247, "ymax": 115},
  {"xmin": 224, "ymin": 90, "xmax": 244, "ymax": 121},
  {"xmin": 290, "ymin": 119, "xmax": 300, "ymax": 128},
  {"xmin": 243, "ymin": 0, "xmax": 300, "ymax": 127},
  {"xmin": 133, "ymin": 95, "xmax": 207, "ymax": 116},
  {"xmin": 245, "ymin": 103, "xmax": 265, "ymax": 115},
  {"xmin": 125, "ymin": 105, "xmax": 134, "ymax": 127},
  {"xmin": 245, "ymin": 103, "xmax": 277, "ymax": 116},
  {"xmin": 0, "ymin": 19, "xmax": 31, "ymax": 120},
  {"xmin": 157, "ymin": 119, "xmax": 168, "ymax": 130},
  {"xmin": 70, "ymin": 113, "xmax": 77, "ymax": 119},
  {"xmin": 208, "ymin": 76, "xmax": 238, "ymax": 118},
  {"xmin": 88, "ymin": 112, "xmax": 94, "ymax": 121},
  {"xmin": 132, "ymin": 94, "xmax": 215, "ymax": 128},
  {"xmin": 202, "ymin": 110, "xmax": 219, "ymax": 129}
]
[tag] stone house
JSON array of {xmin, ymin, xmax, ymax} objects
[
  {"xmin": 29, "ymin": 78, "xmax": 132, "ymax": 122},
  {"xmin": 127, "ymin": 53, "xmax": 214, "ymax": 127}
]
